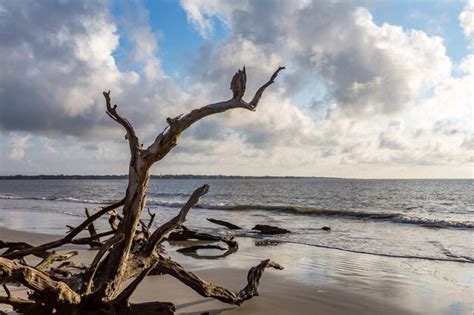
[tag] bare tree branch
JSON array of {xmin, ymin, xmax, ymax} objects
[
  {"xmin": 155, "ymin": 255, "xmax": 283, "ymax": 305},
  {"xmin": 0, "ymin": 257, "xmax": 81, "ymax": 310},
  {"xmin": 0, "ymin": 67, "xmax": 285, "ymax": 314},
  {"xmin": 108, "ymin": 261, "xmax": 158, "ymax": 305},
  {"xmin": 103, "ymin": 91, "xmax": 141, "ymax": 157},
  {"xmin": 146, "ymin": 185, "xmax": 209, "ymax": 253},
  {"xmin": 145, "ymin": 66, "xmax": 285, "ymax": 162},
  {"xmin": 36, "ymin": 251, "xmax": 78, "ymax": 270},
  {"xmin": 3, "ymin": 199, "xmax": 124, "ymax": 260},
  {"xmin": 83, "ymin": 233, "xmax": 124, "ymax": 295}
]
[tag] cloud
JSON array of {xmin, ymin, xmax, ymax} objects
[
  {"xmin": 183, "ymin": 1, "xmax": 452, "ymax": 117},
  {"xmin": 8, "ymin": 134, "xmax": 30, "ymax": 160},
  {"xmin": 378, "ymin": 131, "xmax": 411, "ymax": 151},
  {"xmin": 0, "ymin": 0, "xmax": 124, "ymax": 135},
  {"xmin": 0, "ymin": 1, "xmax": 472, "ymax": 178},
  {"xmin": 460, "ymin": 0, "xmax": 474, "ymax": 48},
  {"xmin": 461, "ymin": 135, "xmax": 474, "ymax": 150}
]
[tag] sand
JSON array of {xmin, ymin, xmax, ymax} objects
[{"xmin": 1, "ymin": 227, "xmax": 471, "ymax": 314}]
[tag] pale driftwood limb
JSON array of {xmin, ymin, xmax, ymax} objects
[
  {"xmin": 83, "ymin": 233, "xmax": 124, "ymax": 294},
  {"xmin": 146, "ymin": 185, "xmax": 209, "ymax": 253},
  {"xmin": 100, "ymin": 67, "xmax": 284, "ymax": 300},
  {"xmin": 168, "ymin": 227, "xmax": 236, "ymax": 245},
  {"xmin": 3, "ymin": 199, "xmax": 125, "ymax": 259},
  {"xmin": 248, "ymin": 66, "xmax": 285, "ymax": 109},
  {"xmin": 107, "ymin": 261, "xmax": 157, "ymax": 305},
  {"xmin": 0, "ymin": 257, "xmax": 80, "ymax": 311},
  {"xmin": 143, "ymin": 208, "xmax": 156, "ymax": 239},
  {"xmin": 207, "ymin": 218, "xmax": 242, "ymax": 230},
  {"xmin": 145, "ymin": 66, "xmax": 285, "ymax": 162},
  {"xmin": 35, "ymin": 251, "xmax": 78, "ymax": 270},
  {"xmin": 155, "ymin": 255, "xmax": 283, "ymax": 305},
  {"xmin": 54, "ymin": 261, "xmax": 88, "ymax": 271},
  {"xmin": 103, "ymin": 91, "xmax": 141, "ymax": 157},
  {"xmin": 0, "ymin": 67, "xmax": 284, "ymax": 313},
  {"xmin": 85, "ymin": 208, "xmax": 100, "ymax": 248}
]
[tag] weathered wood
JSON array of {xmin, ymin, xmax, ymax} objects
[
  {"xmin": 0, "ymin": 67, "xmax": 285, "ymax": 314},
  {"xmin": 107, "ymin": 261, "xmax": 158, "ymax": 305},
  {"xmin": 252, "ymin": 224, "xmax": 291, "ymax": 235},
  {"xmin": 145, "ymin": 67, "xmax": 285, "ymax": 163},
  {"xmin": 0, "ymin": 257, "xmax": 80, "ymax": 311},
  {"xmin": 168, "ymin": 227, "xmax": 227, "ymax": 242},
  {"xmin": 85, "ymin": 208, "xmax": 100, "ymax": 248},
  {"xmin": 0, "ymin": 241, "xmax": 50, "ymax": 259},
  {"xmin": 146, "ymin": 185, "xmax": 209, "ymax": 253},
  {"xmin": 155, "ymin": 255, "xmax": 283, "ymax": 305},
  {"xmin": 207, "ymin": 218, "xmax": 242, "ymax": 230},
  {"xmin": 36, "ymin": 251, "xmax": 78, "ymax": 270},
  {"xmin": 83, "ymin": 233, "xmax": 125, "ymax": 294},
  {"xmin": 177, "ymin": 244, "xmax": 226, "ymax": 253},
  {"xmin": 3, "ymin": 199, "xmax": 125, "ymax": 259},
  {"xmin": 128, "ymin": 301, "xmax": 175, "ymax": 315}
]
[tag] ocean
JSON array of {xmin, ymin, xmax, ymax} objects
[{"xmin": 0, "ymin": 178, "xmax": 472, "ymax": 263}]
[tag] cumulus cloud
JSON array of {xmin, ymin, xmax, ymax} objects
[
  {"xmin": 0, "ymin": 0, "xmax": 188, "ymax": 143},
  {"xmin": 460, "ymin": 0, "xmax": 474, "ymax": 48},
  {"xmin": 183, "ymin": 1, "xmax": 452, "ymax": 116},
  {"xmin": 176, "ymin": 0, "xmax": 472, "ymax": 178},
  {"xmin": 0, "ymin": 0, "xmax": 472, "ymax": 177},
  {"xmin": 0, "ymin": 1, "xmax": 124, "ymax": 135},
  {"xmin": 8, "ymin": 134, "xmax": 30, "ymax": 160}
]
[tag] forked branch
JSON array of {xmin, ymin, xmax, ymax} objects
[
  {"xmin": 0, "ymin": 257, "xmax": 80, "ymax": 311},
  {"xmin": 2, "ymin": 199, "xmax": 124, "ymax": 259},
  {"xmin": 147, "ymin": 185, "xmax": 209, "ymax": 253},
  {"xmin": 103, "ymin": 91, "xmax": 141, "ymax": 156},
  {"xmin": 155, "ymin": 255, "xmax": 283, "ymax": 305},
  {"xmin": 145, "ymin": 66, "xmax": 285, "ymax": 162}
]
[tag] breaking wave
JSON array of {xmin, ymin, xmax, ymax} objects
[
  {"xmin": 0, "ymin": 194, "xmax": 111, "ymax": 205},
  {"xmin": 2, "ymin": 194, "xmax": 472, "ymax": 229},
  {"xmin": 148, "ymin": 201, "xmax": 473, "ymax": 229}
]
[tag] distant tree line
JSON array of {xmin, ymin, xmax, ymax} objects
[{"xmin": 0, "ymin": 174, "xmax": 333, "ymax": 180}]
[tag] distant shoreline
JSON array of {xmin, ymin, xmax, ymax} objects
[
  {"xmin": 0, "ymin": 175, "xmax": 470, "ymax": 180},
  {"xmin": 0, "ymin": 174, "xmax": 338, "ymax": 180}
]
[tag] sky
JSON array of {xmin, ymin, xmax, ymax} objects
[{"xmin": 0, "ymin": 0, "xmax": 473, "ymax": 178}]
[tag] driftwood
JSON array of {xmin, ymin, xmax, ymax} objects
[
  {"xmin": 252, "ymin": 224, "xmax": 291, "ymax": 235},
  {"xmin": 0, "ymin": 66, "xmax": 285, "ymax": 314},
  {"xmin": 207, "ymin": 218, "xmax": 242, "ymax": 230},
  {"xmin": 170, "ymin": 226, "xmax": 239, "ymax": 259}
]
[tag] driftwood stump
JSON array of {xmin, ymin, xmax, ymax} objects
[{"xmin": 0, "ymin": 66, "xmax": 285, "ymax": 314}]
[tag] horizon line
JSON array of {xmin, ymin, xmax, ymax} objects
[{"xmin": 0, "ymin": 174, "xmax": 472, "ymax": 180}]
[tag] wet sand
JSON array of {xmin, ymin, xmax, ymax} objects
[{"xmin": 0, "ymin": 227, "xmax": 472, "ymax": 314}]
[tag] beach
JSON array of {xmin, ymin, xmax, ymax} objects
[{"xmin": 1, "ymin": 226, "xmax": 472, "ymax": 314}]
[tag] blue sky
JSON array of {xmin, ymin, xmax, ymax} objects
[{"xmin": 0, "ymin": 0, "xmax": 473, "ymax": 178}]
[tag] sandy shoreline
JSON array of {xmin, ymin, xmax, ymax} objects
[{"xmin": 1, "ymin": 227, "xmax": 472, "ymax": 314}]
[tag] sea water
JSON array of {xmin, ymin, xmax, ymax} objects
[{"xmin": 0, "ymin": 178, "xmax": 472, "ymax": 263}]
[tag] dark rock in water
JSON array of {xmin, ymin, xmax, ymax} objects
[
  {"xmin": 255, "ymin": 239, "xmax": 281, "ymax": 246},
  {"xmin": 322, "ymin": 226, "xmax": 331, "ymax": 231},
  {"xmin": 252, "ymin": 224, "xmax": 291, "ymax": 235}
]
